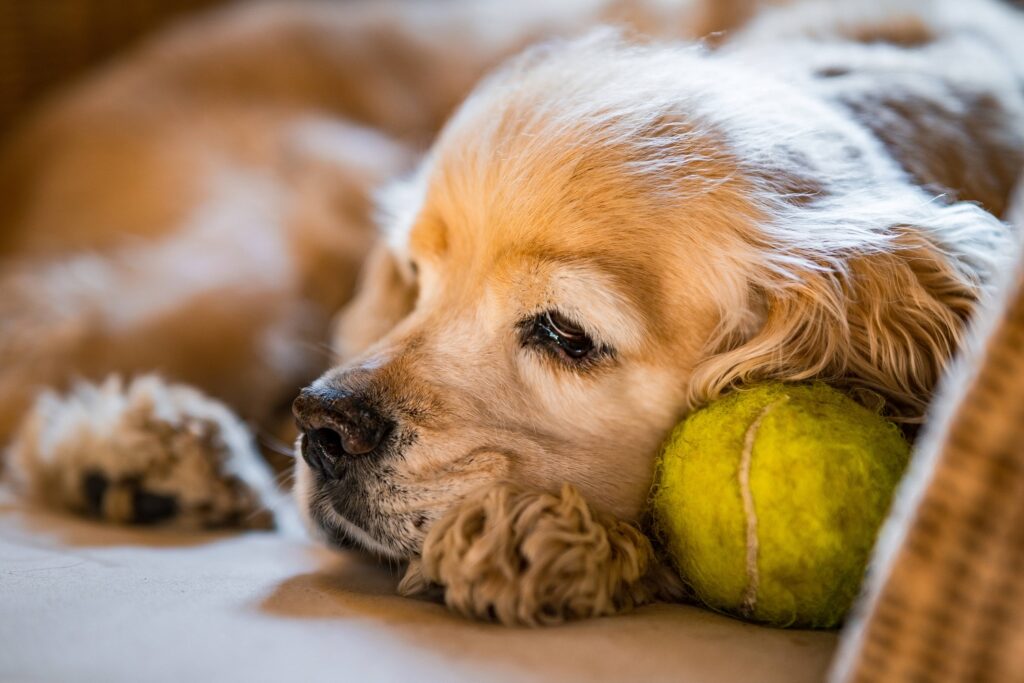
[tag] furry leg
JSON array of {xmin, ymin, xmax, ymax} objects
[
  {"xmin": 399, "ymin": 482, "xmax": 684, "ymax": 626},
  {"xmin": 5, "ymin": 374, "xmax": 299, "ymax": 532}
]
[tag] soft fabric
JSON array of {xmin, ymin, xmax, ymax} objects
[{"xmin": 0, "ymin": 489, "xmax": 837, "ymax": 683}]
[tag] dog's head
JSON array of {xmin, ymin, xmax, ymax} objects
[{"xmin": 293, "ymin": 35, "xmax": 1008, "ymax": 559}]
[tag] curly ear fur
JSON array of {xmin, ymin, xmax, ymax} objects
[
  {"xmin": 399, "ymin": 482, "xmax": 684, "ymax": 626},
  {"xmin": 689, "ymin": 199, "xmax": 1014, "ymax": 420}
]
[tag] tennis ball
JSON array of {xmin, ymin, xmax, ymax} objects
[{"xmin": 651, "ymin": 383, "xmax": 909, "ymax": 629}]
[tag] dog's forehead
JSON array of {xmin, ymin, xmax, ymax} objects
[
  {"xmin": 394, "ymin": 147, "xmax": 738, "ymax": 342},
  {"xmin": 407, "ymin": 136, "xmax": 734, "ymax": 267}
]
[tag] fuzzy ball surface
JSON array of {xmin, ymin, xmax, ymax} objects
[{"xmin": 652, "ymin": 383, "xmax": 910, "ymax": 629}]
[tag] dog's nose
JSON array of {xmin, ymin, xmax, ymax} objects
[{"xmin": 292, "ymin": 388, "xmax": 392, "ymax": 477}]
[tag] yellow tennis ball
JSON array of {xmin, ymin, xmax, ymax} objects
[{"xmin": 652, "ymin": 383, "xmax": 910, "ymax": 628}]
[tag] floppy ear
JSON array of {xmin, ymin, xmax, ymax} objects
[
  {"xmin": 688, "ymin": 200, "xmax": 1014, "ymax": 420},
  {"xmin": 330, "ymin": 242, "xmax": 418, "ymax": 362}
]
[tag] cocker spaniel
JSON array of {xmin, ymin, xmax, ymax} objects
[{"xmin": 4, "ymin": 0, "xmax": 1022, "ymax": 625}]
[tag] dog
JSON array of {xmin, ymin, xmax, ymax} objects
[
  {"xmin": 3, "ymin": 0, "xmax": 1022, "ymax": 624},
  {"xmin": 293, "ymin": 0, "xmax": 1023, "ymax": 620}
]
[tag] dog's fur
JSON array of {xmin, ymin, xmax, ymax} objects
[
  {"xmin": 303, "ymin": 0, "xmax": 1021, "ymax": 557},
  {"xmin": 2, "ymin": 0, "xmax": 1023, "ymax": 624}
]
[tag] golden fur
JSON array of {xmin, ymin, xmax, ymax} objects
[
  {"xmin": 399, "ymin": 482, "xmax": 684, "ymax": 625},
  {"xmin": 2, "ymin": 0, "xmax": 1022, "ymax": 625},
  {"xmin": 313, "ymin": 0, "xmax": 1022, "ymax": 621}
]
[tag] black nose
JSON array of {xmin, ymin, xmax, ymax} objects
[{"xmin": 292, "ymin": 387, "xmax": 393, "ymax": 477}]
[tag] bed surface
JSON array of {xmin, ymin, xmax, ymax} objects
[{"xmin": 0, "ymin": 488, "xmax": 836, "ymax": 683}]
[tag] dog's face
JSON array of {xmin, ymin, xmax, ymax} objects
[
  {"xmin": 293, "ymin": 36, "xmax": 998, "ymax": 559},
  {"xmin": 293, "ymin": 42, "xmax": 753, "ymax": 559}
]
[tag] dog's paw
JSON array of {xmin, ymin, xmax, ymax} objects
[
  {"xmin": 6, "ymin": 375, "xmax": 288, "ymax": 530},
  {"xmin": 399, "ymin": 482, "xmax": 678, "ymax": 626}
]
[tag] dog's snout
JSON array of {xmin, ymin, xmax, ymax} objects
[{"xmin": 293, "ymin": 388, "xmax": 393, "ymax": 476}]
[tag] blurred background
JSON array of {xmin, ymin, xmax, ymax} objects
[{"xmin": 0, "ymin": 0, "xmax": 229, "ymax": 134}]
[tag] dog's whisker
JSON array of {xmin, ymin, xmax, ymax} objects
[
  {"xmin": 296, "ymin": 340, "xmax": 343, "ymax": 364},
  {"xmin": 255, "ymin": 429, "xmax": 297, "ymax": 458}
]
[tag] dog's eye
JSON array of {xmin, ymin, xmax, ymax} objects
[{"xmin": 528, "ymin": 311, "xmax": 597, "ymax": 361}]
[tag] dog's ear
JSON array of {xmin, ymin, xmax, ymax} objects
[
  {"xmin": 330, "ymin": 242, "xmax": 418, "ymax": 362},
  {"xmin": 688, "ymin": 200, "xmax": 1013, "ymax": 420}
]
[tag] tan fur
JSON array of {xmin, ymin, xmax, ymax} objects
[
  {"xmin": 399, "ymin": 482, "xmax": 684, "ymax": 626},
  {"xmin": 7, "ymin": 375, "xmax": 292, "ymax": 529},
  {"xmin": 690, "ymin": 225, "xmax": 994, "ymax": 422}
]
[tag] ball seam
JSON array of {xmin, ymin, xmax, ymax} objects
[{"xmin": 739, "ymin": 396, "xmax": 789, "ymax": 618}]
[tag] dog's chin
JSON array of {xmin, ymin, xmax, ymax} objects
[
  {"xmin": 293, "ymin": 470, "xmax": 396, "ymax": 560},
  {"xmin": 294, "ymin": 442, "xmax": 514, "ymax": 562},
  {"xmin": 311, "ymin": 496, "xmax": 411, "ymax": 560}
]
